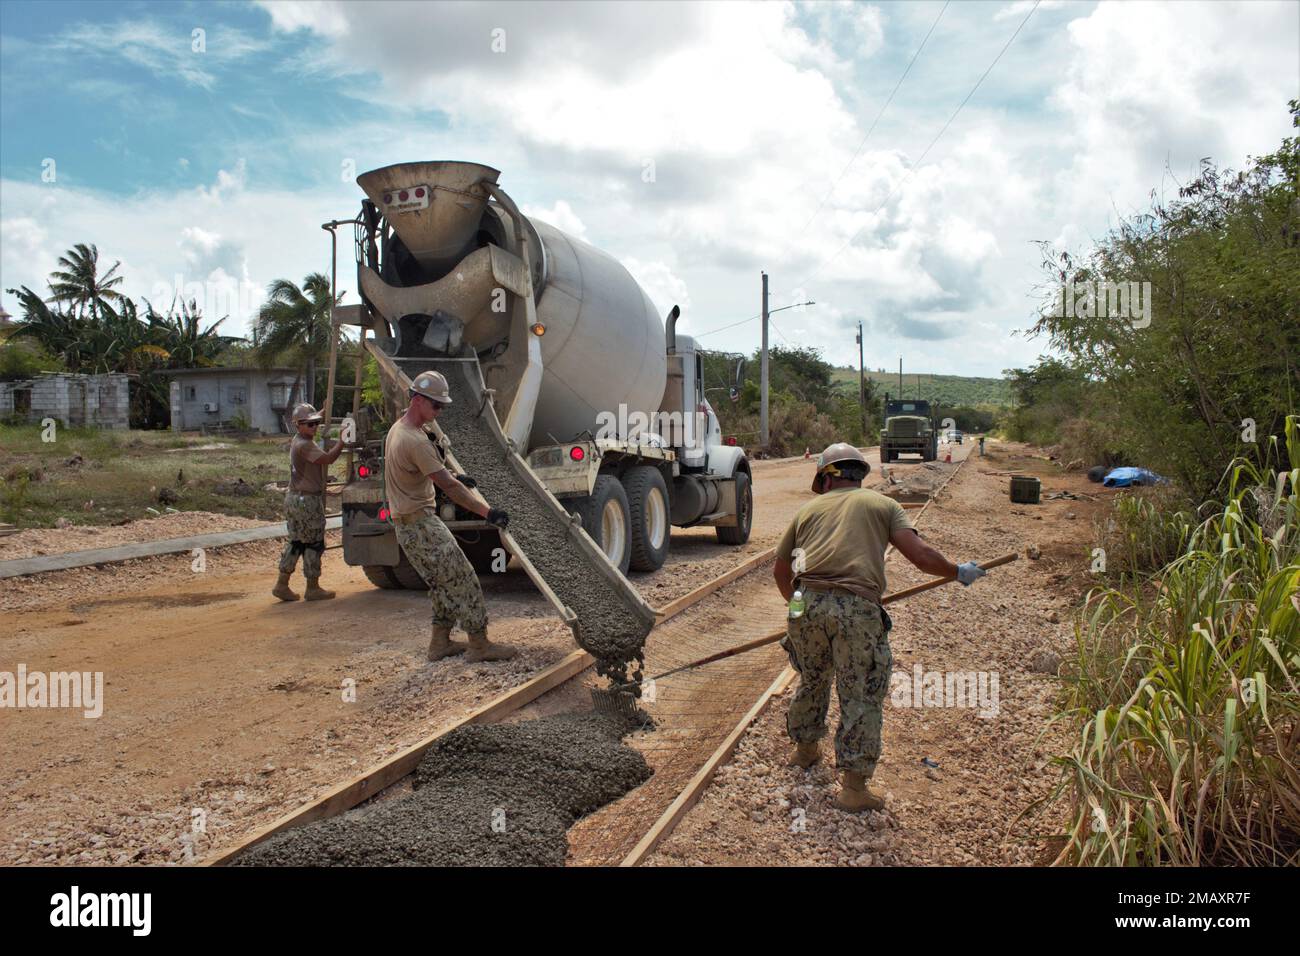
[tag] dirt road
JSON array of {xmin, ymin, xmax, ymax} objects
[
  {"xmin": 1, "ymin": 449, "xmax": 856, "ymax": 864},
  {"xmin": 646, "ymin": 442, "xmax": 1107, "ymax": 866}
]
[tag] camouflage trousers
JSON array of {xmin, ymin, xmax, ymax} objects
[
  {"xmin": 279, "ymin": 492, "xmax": 326, "ymax": 579},
  {"xmin": 783, "ymin": 591, "xmax": 893, "ymax": 777},
  {"xmin": 394, "ymin": 510, "xmax": 488, "ymax": 635}
]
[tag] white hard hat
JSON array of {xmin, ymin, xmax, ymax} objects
[
  {"xmin": 812, "ymin": 442, "xmax": 870, "ymax": 494},
  {"xmin": 410, "ymin": 370, "xmax": 452, "ymax": 405}
]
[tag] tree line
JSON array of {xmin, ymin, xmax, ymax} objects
[
  {"xmin": 1003, "ymin": 100, "xmax": 1299, "ymax": 499},
  {"xmin": 3, "ymin": 245, "xmax": 343, "ymax": 429}
]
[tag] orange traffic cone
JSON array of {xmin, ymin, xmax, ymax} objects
[
  {"xmin": 945, "ymin": 450, "xmax": 952, "ymax": 463},
  {"xmin": 804, "ymin": 447, "xmax": 811, "ymax": 459}
]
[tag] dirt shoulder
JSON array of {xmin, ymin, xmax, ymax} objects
[
  {"xmin": 0, "ymin": 447, "xmax": 831, "ymax": 865},
  {"xmin": 647, "ymin": 442, "xmax": 1109, "ymax": 866}
]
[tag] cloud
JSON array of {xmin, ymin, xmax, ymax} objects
[
  {"xmin": 0, "ymin": 169, "xmax": 350, "ymax": 334},
  {"xmin": 1050, "ymin": 0, "xmax": 1298, "ymax": 225},
  {"xmin": 995, "ymin": 1, "xmax": 1067, "ymax": 22},
  {"xmin": 622, "ymin": 258, "xmax": 691, "ymax": 316},
  {"xmin": 44, "ymin": 19, "xmax": 267, "ymax": 90},
  {"xmin": 521, "ymin": 199, "xmax": 587, "ymax": 239}
]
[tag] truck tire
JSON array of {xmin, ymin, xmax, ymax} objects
[
  {"xmin": 390, "ymin": 553, "xmax": 428, "ymax": 590},
  {"xmin": 625, "ymin": 466, "xmax": 670, "ymax": 571},
  {"xmin": 716, "ymin": 470, "xmax": 752, "ymax": 545},
  {"xmin": 363, "ymin": 565, "xmax": 402, "ymax": 589},
  {"xmin": 570, "ymin": 475, "xmax": 631, "ymax": 575},
  {"xmin": 456, "ymin": 531, "xmax": 510, "ymax": 575}
]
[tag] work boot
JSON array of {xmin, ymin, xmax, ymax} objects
[
  {"xmin": 272, "ymin": 572, "xmax": 300, "ymax": 602},
  {"xmin": 788, "ymin": 741, "xmax": 821, "ymax": 768},
  {"xmin": 466, "ymin": 631, "xmax": 518, "ymax": 662},
  {"xmin": 304, "ymin": 578, "xmax": 335, "ymax": 601},
  {"xmin": 427, "ymin": 624, "xmax": 467, "ymax": 662},
  {"xmin": 834, "ymin": 771, "xmax": 885, "ymax": 813}
]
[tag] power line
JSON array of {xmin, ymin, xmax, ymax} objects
[
  {"xmin": 799, "ymin": 0, "xmax": 1041, "ymax": 289},
  {"xmin": 693, "ymin": 312, "xmax": 761, "ymax": 338},
  {"xmin": 793, "ymin": 1, "xmax": 950, "ymax": 239}
]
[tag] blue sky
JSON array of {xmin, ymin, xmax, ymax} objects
[{"xmin": 1, "ymin": 1, "xmax": 1296, "ymax": 376}]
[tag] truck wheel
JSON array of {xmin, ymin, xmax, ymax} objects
[
  {"xmin": 363, "ymin": 565, "xmax": 402, "ymax": 589},
  {"xmin": 625, "ymin": 466, "xmax": 670, "ymax": 571},
  {"xmin": 390, "ymin": 553, "xmax": 428, "ymax": 590},
  {"xmin": 716, "ymin": 470, "xmax": 752, "ymax": 545},
  {"xmin": 456, "ymin": 531, "xmax": 510, "ymax": 575},
  {"xmin": 571, "ymin": 475, "xmax": 631, "ymax": 575}
]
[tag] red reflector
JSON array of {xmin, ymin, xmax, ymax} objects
[
  {"xmin": 726, "ymin": 436, "xmax": 737, "ymax": 446},
  {"xmin": 358, "ymin": 465, "xmax": 370, "ymax": 478},
  {"xmin": 415, "ymin": 187, "xmax": 425, "ymax": 198},
  {"xmin": 379, "ymin": 507, "xmax": 390, "ymax": 521},
  {"xmin": 399, "ymin": 190, "xmax": 409, "ymax": 201},
  {"xmin": 383, "ymin": 193, "xmax": 392, "ymax": 204},
  {"xmin": 569, "ymin": 446, "xmax": 585, "ymax": 461}
]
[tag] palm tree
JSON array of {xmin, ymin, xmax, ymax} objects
[
  {"xmin": 45, "ymin": 243, "xmax": 125, "ymax": 320},
  {"xmin": 144, "ymin": 296, "xmax": 234, "ymax": 368},
  {"xmin": 6, "ymin": 284, "xmax": 91, "ymax": 370},
  {"xmin": 253, "ymin": 272, "xmax": 341, "ymax": 407}
]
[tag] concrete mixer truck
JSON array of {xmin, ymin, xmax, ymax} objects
[{"xmin": 324, "ymin": 161, "xmax": 753, "ymax": 594}]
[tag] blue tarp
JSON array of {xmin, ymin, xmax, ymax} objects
[{"xmin": 1103, "ymin": 467, "xmax": 1166, "ymax": 487}]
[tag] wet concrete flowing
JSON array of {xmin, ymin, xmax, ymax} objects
[
  {"xmin": 429, "ymin": 358, "xmax": 654, "ymax": 684},
  {"xmin": 232, "ymin": 713, "xmax": 650, "ymax": 866}
]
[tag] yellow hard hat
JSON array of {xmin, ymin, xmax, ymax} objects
[
  {"xmin": 812, "ymin": 442, "xmax": 869, "ymax": 494},
  {"xmin": 291, "ymin": 402, "xmax": 324, "ymax": 424},
  {"xmin": 409, "ymin": 370, "xmax": 452, "ymax": 405}
]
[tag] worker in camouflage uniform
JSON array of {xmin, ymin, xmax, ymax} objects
[
  {"xmin": 274, "ymin": 403, "xmax": 345, "ymax": 602},
  {"xmin": 384, "ymin": 369, "xmax": 515, "ymax": 663},
  {"xmin": 774, "ymin": 443, "xmax": 986, "ymax": 811}
]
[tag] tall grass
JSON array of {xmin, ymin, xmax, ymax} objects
[{"xmin": 1047, "ymin": 416, "xmax": 1299, "ymax": 865}]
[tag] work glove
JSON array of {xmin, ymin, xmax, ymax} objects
[
  {"xmin": 455, "ymin": 474, "xmax": 477, "ymax": 489},
  {"xmin": 956, "ymin": 561, "xmax": 985, "ymax": 586},
  {"xmin": 485, "ymin": 508, "xmax": 509, "ymax": 529}
]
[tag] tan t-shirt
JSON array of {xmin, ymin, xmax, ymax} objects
[
  {"xmin": 289, "ymin": 434, "xmax": 328, "ymax": 494},
  {"xmin": 383, "ymin": 419, "xmax": 447, "ymax": 516},
  {"xmin": 775, "ymin": 487, "xmax": 914, "ymax": 600}
]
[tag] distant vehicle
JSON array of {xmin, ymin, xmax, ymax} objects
[
  {"xmin": 880, "ymin": 394, "xmax": 937, "ymax": 462},
  {"xmin": 946, "ymin": 429, "xmax": 964, "ymax": 444}
]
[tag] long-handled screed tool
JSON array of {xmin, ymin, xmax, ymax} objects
[{"xmin": 592, "ymin": 552, "xmax": 1019, "ymax": 719}]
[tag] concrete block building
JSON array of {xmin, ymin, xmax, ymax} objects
[
  {"xmin": 0, "ymin": 372, "xmax": 130, "ymax": 429},
  {"xmin": 165, "ymin": 366, "xmax": 301, "ymax": 434}
]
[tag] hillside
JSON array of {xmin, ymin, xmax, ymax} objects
[{"xmin": 831, "ymin": 368, "xmax": 1012, "ymax": 408}]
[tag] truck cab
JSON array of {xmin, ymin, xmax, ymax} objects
[{"xmin": 880, "ymin": 394, "xmax": 937, "ymax": 462}]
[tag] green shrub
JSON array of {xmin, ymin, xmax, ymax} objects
[{"xmin": 1041, "ymin": 416, "xmax": 1300, "ymax": 865}]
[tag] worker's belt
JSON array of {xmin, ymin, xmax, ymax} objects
[
  {"xmin": 796, "ymin": 580, "xmax": 881, "ymax": 605},
  {"xmin": 791, "ymin": 581, "xmax": 892, "ymax": 634},
  {"xmin": 390, "ymin": 508, "xmax": 434, "ymax": 526}
]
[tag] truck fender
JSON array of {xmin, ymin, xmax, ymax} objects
[{"xmin": 704, "ymin": 444, "xmax": 747, "ymax": 479}]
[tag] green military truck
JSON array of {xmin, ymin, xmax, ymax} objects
[{"xmin": 880, "ymin": 394, "xmax": 937, "ymax": 462}]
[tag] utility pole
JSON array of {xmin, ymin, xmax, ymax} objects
[
  {"xmin": 898, "ymin": 357, "xmax": 903, "ymax": 396},
  {"xmin": 856, "ymin": 321, "xmax": 866, "ymax": 439},
  {"xmin": 760, "ymin": 271, "xmax": 769, "ymax": 452}
]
